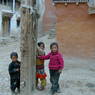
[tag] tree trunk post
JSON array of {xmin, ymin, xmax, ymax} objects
[{"xmin": 20, "ymin": 0, "xmax": 39, "ymax": 94}]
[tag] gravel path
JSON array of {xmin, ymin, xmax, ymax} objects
[{"xmin": 0, "ymin": 36, "xmax": 95, "ymax": 95}]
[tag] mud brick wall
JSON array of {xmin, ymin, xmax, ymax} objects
[
  {"xmin": 43, "ymin": 0, "xmax": 56, "ymax": 33},
  {"xmin": 56, "ymin": 4, "xmax": 95, "ymax": 59}
]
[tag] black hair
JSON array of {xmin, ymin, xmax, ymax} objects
[
  {"xmin": 38, "ymin": 42, "xmax": 45, "ymax": 48},
  {"xmin": 10, "ymin": 52, "xmax": 18, "ymax": 59},
  {"xmin": 50, "ymin": 42, "xmax": 59, "ymax": 49}
]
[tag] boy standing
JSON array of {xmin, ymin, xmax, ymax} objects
[{"xmin": 8, "ymin": 52, "xmax": 20, "ymax": 94}]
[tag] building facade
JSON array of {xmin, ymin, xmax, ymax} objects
[
  {"xmin": 0, "ymin": 0, "xmax": 21, "ymax": 37},
  {"xmin": 44, "ymin": 0, "xmax": 95, "ymax": 59},
  {"xmin": 0, "ymin": 0, "xmax": 46, "ymax": 38},
  {"xmin": 88, "ymin": 0, "xmax": 95, "ymax": 14}
]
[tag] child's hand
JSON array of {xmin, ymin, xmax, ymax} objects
[
  {"xmin": 58, "ymin": 69, "xmax": 63, "ymax": 73},
  {"xmin": 36, "ymin": 56, "xmax": 39, "ymax": 58},
  {"xmin": 37, "ymin": 56, "xmax": 41, "ymax": 59},
  {"xmin": 16, "ymin": 69, "xmax": 19, "ymax": 71}
]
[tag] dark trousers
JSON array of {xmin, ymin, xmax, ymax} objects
[
  {"xmin": 10, "ymin": 78, "xmax": 20, "ymax": 92},
  {"xmin": 50, "ymin": 70, "xmax": 60, "ymax": 93}
]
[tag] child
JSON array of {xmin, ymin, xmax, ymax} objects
[
  {"xmin": 36, "ymin": 42, "xmax": 47, "ymax": 90},
  {"xmin": 38, "ymin": 42, "xmax": 64, "ymax": 95},
  {"xmin": 8, "ymin": 52, "xmax": 20, "ymax": 94}
]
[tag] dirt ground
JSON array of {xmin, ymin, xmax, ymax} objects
[{"xmin": 0, "ymin": 36, "xmax": 95, "ymax": 95}]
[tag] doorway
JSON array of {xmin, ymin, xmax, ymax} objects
[{"xmin": 2, "ymin": 16, "xmax": 10, "ymax": 36}]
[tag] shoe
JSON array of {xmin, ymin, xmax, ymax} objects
[
  {"xmin": 36, "ymin": 86, "xmax": 44, "ymax": 91},
  {"xmin": 11, "ymin": 91, "xmax": 17, "ymax": 95},
  {"xmin": 51, "ymin": 91, "xmax": 56, "ymax": 95},
  {"xmin": 17, "ymin": 89, "xmax": 20, "ymax": 93},
  {"xmin": 53, "ymin": 93, "xmax": 58, "ymax": 95},
  {"xmin": 52, "ymin": 92, "xmax": 58, "ymax": 95},
  {"xmin": 39, "ymin": 86, "xmax": 45, "ymax": 91},
  {"xmin": 56, "ymin": 89, "xmax": 61, "ymax": 93}
]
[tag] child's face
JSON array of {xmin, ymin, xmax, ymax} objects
[
  {"xmin": 11, "ymin": 56, "xmax": 17, "ymax": 62},
  {"xmin": 40, "ymin": 44, "xmax": 45, "ymax": 50},
  {"xmin": 51, "ymin": 45, "xmax": 58, "ymax": 53}
]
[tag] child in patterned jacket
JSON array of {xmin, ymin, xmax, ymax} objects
[
  {"xmin": 38, "ymin": 42, "xmax": 64, "ymax": 95},
  {"xmin": 36, "ymin": 42, "xmax": 47, "ymax": 90}
]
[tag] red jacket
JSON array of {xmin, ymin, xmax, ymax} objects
[{"xmin": 38, "ymin": 52, "xmax": 64, "ymax": 70}]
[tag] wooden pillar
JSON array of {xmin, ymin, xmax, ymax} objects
[{"xmin": 20, "ymin": 0, "xmax": 38, "ymax": 95}]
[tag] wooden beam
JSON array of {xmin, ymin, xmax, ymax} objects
[{"xmin": 20, "ymin": 0, "xmax": 38, "ymax": 94}]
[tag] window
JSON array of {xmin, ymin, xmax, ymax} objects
[
  {"xmin": 53, "ymin": 0, "xmax": 88, "ymax": 3},
  {"xmin": 17, "ymin": 19, "xmax": 20, "ymax": 27}
]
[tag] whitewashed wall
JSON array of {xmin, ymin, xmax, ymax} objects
[
  {"xmin": 0, "ymin": 12, "xmax": 2, "ymax": 36},
  {"xmin": 10, "ymin": 14, "xmax": 17, "ymax": 36},
  {"xmin": 37, "ymin": 0, "xmax": 45, "ymax": 37},
  {"xmin": 37, "ymin": 0, "xmax": 45, "ymax": 19},
  {"xmin": 10, "ymin": 11, "xmax": 20, "ymax": 37},
  {"xmin": 88, "ymin": 0, "xmax": 95, "ymax": 7}
]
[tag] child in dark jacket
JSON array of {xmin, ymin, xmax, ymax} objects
[
  {"xmin": 38, "ymin": 42, "xmax": 64, "ymax": 95},
  {"xmin": 8, "ymin": 52, "xmax": 20, "ymax": 94}
]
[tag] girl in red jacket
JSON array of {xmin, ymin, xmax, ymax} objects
[{"xmin": 38, "ymin": 42, "xmax": 64, "ymax": 95}]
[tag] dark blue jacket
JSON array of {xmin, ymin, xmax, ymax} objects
[{"xmin": 8, "ymin": 61, "xmax": 20, "ymax": 80}]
